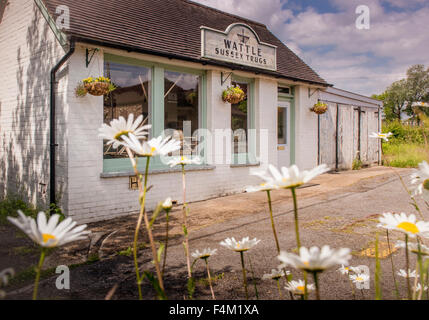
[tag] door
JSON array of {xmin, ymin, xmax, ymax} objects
[{"xmin": 277, "ymin": 101, "xmax": 290, "ymax": 167}]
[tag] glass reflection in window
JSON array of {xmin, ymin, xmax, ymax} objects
[
  {"xmin": 231, "ymin": 81, "xmax": 248, "ymax": 154},
  {"xmin": 103, "ymin": 61, "xmax": 151, "ymax": 159},
  {"xmin": 164, "ymin": 70, "xmax": 200, "ymax": 155}
]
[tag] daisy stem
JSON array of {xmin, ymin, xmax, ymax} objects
[
  {"xmin": 33, "ymin": 248, "xmax": 46, "ymax": 300},
  {"xmin": 240, "ymin": 251, "xmax": 249, "ymax": 300},
  {"xmin": 312, "ymin": 272, "xmax": 321, "ymax": 300},
  {"xmin": 247, "ymin": 254, "xmax": 259, "ymax": 300},
  {"xmin": 348, "ymin": 277, "xmax": 356, "ymax": 300},
  {"xmin": 304, "ymin": 271, "xmax": 309, "ymax": 300},
  {"xmin": 405, "ymin": 234, "xmax": 412, "ymax": 300},
  {"xmin": 276, "ymin": 279, "xmax": 283, "ymax": 299},
  {"xmin": 290, "ymin": 187, "xmax": 301, "ymax": 249},
  {"xmin": 161, "ymin": 210, "xmax": 170, "ymax": 278},
  {"xmin": 417, "ymin": 238, "xmax": 425, "ymax": 300},
  {"xmin": 204, "ymin": 258, "xmax": 215, "ymax": 300},
  {"xmin": 266, "ymin": 190, "xmax": 280, "ymax": 253},
  {"xmin": 386, "ymin": 230, "xmax": 400, "ymax": 299},
  {"xmin": 127, "ymin": 149, "xmax": 144, "ymax": 300},
  {"xmin": 182, "ymin": 165, "xmax": 192, "ymax": 279}
]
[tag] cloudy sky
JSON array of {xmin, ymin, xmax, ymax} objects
[{"xmin": 192, "ymin": 0, "xmax": 429, "ymax": 96}]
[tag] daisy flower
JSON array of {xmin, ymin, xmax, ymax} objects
[
  {"xmin": 397, "ymin": 269, "xmax": 419, "ymax": 278},
  {"xmin": 98, "ymin": 114, "xmax": 151, "ymax": 148},
  {"xmin": 167, "ymin": 155, "xmax": 202, "ymax": 167},
  {"xmin": 395, "ymin": 240, "xmax": 429, "ymax": 256},
  {"xmin": 415, "ymin": 283, "xmax": 428, "ymax": 292},
  {"xmin": 0, "ymin": 268, "xmax": 14, "ymax": 286},
  {"xmin": 262, "ymin": 268, "xmax": 290, "ymax": 281},
  {"xmin": 378, "ymin": 212, "xmax": 429, "ymax": 238},
  {"xmin": 220, "ymin": 237, "xmax": 260, "ymax": 252},
  {"xmin": 122, "ymin": 133, "xmax": 181, "ymax": 157},
  {"xmin": 349, "ymin": 273, "xmax": 370, "ymax": 284},
  {"xmin": 278, "ymin": 246, "xmax": 351, "ymax": 273},
  {"xmin": 338, "ymin": 264, "xmax": 360, "ymax": 275},
  {"xmin": 285, "ymin": 280, "xmax": 315, "ymax": 295},
  {"xmin": 245, "ymin": 182, "xmax": 278, "ymax": 193},
  {"xmin": 411, "ymin": 161, "xmax": 429, "ymax": 201},
  {"xmin": 162, "ymin": 197, "xmax": 173, "ymax": 211},
  {"xmin": 7, "ymin": 211, "xmax": 90, "ymax": 248},
  {"xmin": 191, "ymin": 248, "xmax": 217, "ymax": 260},
  {"xmin": 369, "ymin": 132, "xmax": 393, "ymax": 142},
  {"xmin": 254, "ymin": 164, "xmax": 329, "ymax": 189}
]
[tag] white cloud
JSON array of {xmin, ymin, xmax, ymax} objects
[{"xmin": 192, "ymin": 0, "xmax": 429, "ymax": 96}]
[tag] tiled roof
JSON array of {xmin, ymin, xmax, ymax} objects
[{"xmin": 42, "ymin": 0, "xmax": 328, "ymax": 86}]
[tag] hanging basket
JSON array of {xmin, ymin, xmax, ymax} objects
[
  {"xmin": 222, "ymin": 85, "xmax": 246, "ymax": 104},
  {"xmin": 310, "ymin": 102, "xmax": 328, "ymax": 114},
  {"xmin": 84, "ymin": 81, "xmax": 111, "ymax": 96},
  {"xmin": 76, "ymin": 76, "xmax": 116, "ymax": 97}
]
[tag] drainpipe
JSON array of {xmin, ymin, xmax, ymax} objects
[{"xmin": 50, "ymin": 38, "xmax": 75, "ymax": 207}]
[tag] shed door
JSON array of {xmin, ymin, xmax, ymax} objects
[{"xmin": 318, "ymin": 102, "xmax": 337, "ymax": 168}]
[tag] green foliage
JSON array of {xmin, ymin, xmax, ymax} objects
[
  {"xmin": 383, "ymin": 143, "xmax": 428, "ymax": 168},
  {"xmin": 142, "ymin": 271, "xmax": 167, "ymax": 300},
  {"xmin": 375, "ymin": 64, "xmax": 429, "ymax": 121},
  {"xmin": 352, "ymin": 157, "xmax": 363, "ymax": 170},
  {"xmin": 0, "ymin": 195, "xmax": 38, "ymax": 225},
  {"xmin": 383, "ymin": 121, "xmax": 429, "ymax": 144}
]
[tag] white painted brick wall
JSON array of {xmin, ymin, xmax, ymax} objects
[
  {"xmin": 65, "ymin": 49, "xmax": 282, "ymax": 223},
  {"xmin": 0, "ymin": 0, "xmax": 68, "ymax": 209}
]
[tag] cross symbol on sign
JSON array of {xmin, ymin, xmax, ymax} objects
[{"xmin": 237, "ymin": 29, "xmax": 250, "ymax": 44}]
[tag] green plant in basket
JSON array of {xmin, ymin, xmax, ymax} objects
[{"xmin": 222, "ymin": 85, "xmax": 245, "ymax": 104}]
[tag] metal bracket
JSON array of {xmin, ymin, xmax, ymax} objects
[
  {"xmin": 221, "ymin": 72, "xmax": 233, "ymax": 86},
  {"xmin": 86, "ymin": 48, "xmax": 99, "ymax": 68},
  {"xmin": 308, "ymin": 88, "xmax": 319, "ymax": 98}
]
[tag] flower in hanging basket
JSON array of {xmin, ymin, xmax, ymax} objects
[
  {"xmin": 76, "ymin": 76, "xmax": 116, "ymax": 97},
  {"xmin": 310, "ymin": 101, "xmax": 328, "ymax": 114},
  {"xmin": 222, "ymin": 85, "xmax": 246, "ymax": 104}
]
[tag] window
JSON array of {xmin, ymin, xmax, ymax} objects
[
  {"xmin": 278, "ymin": 86, "xmax": 290, "ymax": 95},
  {"xmin": 103, "ymin": 61, "xmax": 151, "ymax": 159},
  {"xmin": 231, "ymin": 81, "xmax": 249, "ymax": 155},
  {"xmin": 278, "ymin": 107, "xmax": 287, "ymax": 145},
  {"xmin": 164, "ymin": 70, "xmax": 200, "ymax": 155}
]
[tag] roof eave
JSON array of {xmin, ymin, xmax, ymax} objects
[{"xmin": 70, "ymin": 34, "xmax": 330, "ymax": 87}]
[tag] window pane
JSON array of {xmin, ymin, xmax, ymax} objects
[
  {"xmin": 103, "ymin": 61, "xmax": 151, "ymax": 159},
  {"xmin": 164, "ymin": 70, "xmax": 199, "ymax": 155},
  {"xmin": 278, "ymin": 107, "xmax": 287, "ymax": 144},
  {"xmin": 278, "ymin": 87, "xmax": 290, "ymax": 95},
  {"xmin": 231, "ymin": 81, "xmax": 248, "ymax": 154}
]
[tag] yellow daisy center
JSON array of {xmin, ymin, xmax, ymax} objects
[
  {"xmin": 297, "ymin": 285, "xmax": 305, "ymax": 292},
  {"xmin": 150, "ymin": 147, "xmax": 157, "ymax": 155},
  {"xmin": 42, "ymin": 233, "xmax": 56, "ymax": 244},
  {"xmin": 397, "ymin": 222, "xmax": 419, "ymax": 234},
  {"xmin": 356, "ymin": 277, "xmax": 363, "ymax": 282},
  {"xmin": 423, "ymin": 179, "xmax": 429, "ymax": 191},
  {"xmin": 114, "ymin": 130, "xmax": 131, "ymax": 140}
]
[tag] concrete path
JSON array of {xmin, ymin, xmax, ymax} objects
[{"xmin": 8, "ymin": 166, "xmax": 429, "ymax": 300}]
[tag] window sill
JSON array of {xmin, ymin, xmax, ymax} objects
[
  {"xmin": 230, "ymin": 162, "xmax": 260, "ymax": 168},
  {"xmin": 100, "ymin": 164, "xmax": 216, "ymax": 178}
]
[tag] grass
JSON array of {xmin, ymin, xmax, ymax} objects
[
  {"xmin": 0, "ymin": 195, "xmax": 39, "ymax": 225},
  {"xmin": 383, "ymin": 142, "xmax": 429, "ymax": 168}
]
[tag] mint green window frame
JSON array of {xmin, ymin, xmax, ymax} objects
[
  {"xmin": 103, "ymin": 54, "xmax": 207, "ymax": 173},
  {"xmin": 231, "ymin": 75, "xmax": 256, "ymax": 165}
]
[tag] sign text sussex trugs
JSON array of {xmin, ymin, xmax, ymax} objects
[{"xmin": 201, "ymin": 23, "xmax": 277, "ymax": 71}]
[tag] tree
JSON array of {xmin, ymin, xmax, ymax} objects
[
  {"xmin": 375, "ymin": 64, "xmax": 429, "ymax": 122},
  {"xmin": 383, "ymin": 79, "xmax": 409, "ymax": 121}
]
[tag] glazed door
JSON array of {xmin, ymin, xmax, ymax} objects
[{"xmin": 277, "ymin": 101, "xmax": 290, "ymax": 168}]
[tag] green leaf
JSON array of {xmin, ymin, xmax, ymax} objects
[
  {"xmin": 143, "ymin": 271, "xmax": 167, "ymax": 300},
  {"xmin": 149, "ymin": 202, "xmax": 164, "ymax": 228},
  {"xmin": 182, "ymin": 225, "xmax": 188, "ymax": 237},
  {"xmin": 157, "ymin": 243, "xmax": 165, "ymax": 263},
  {"xmin": 375, "ymin": 233, "xmax": 382, "ymax": 300},
  {"xmin": 187, "ymin": 277, "xmax": 196, "ymax": 300}
]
